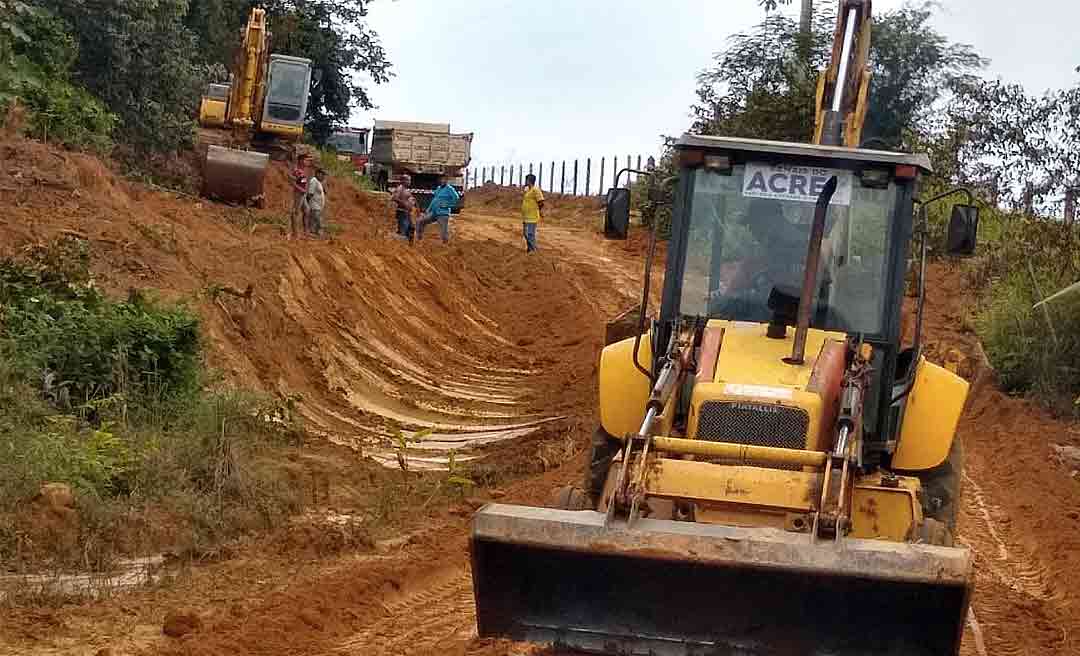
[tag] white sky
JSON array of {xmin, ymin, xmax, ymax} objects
[{"xmin": 351, "ymin": 1, "xmax": 1080, "ymax": 174}]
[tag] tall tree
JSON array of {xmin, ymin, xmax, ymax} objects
[
  {"xmin": 693, "ymin": 4, "xmax": 984, "ymax": 150},
  {"xmin": 36, "ymin": 0, "xmax": 206, "ymax": 153}
]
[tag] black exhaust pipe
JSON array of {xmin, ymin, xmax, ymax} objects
[{"xmin": 788, "ymin": 175, "xmax": 838, "ymax": 365}]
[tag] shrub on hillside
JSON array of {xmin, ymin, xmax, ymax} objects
[
  {"xmin": 0, "ymin": 238, "xmax": 200, "ymax": 405},
  {"xmin": 0, "ymin": 238, "xmax": 302, "ymax": 570},
  {"xmin": 0, "ymin": 3, "xmax": 115, "ymax": 152}
]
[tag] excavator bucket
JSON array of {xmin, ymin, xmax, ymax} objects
[
  {"xmin": 471, "ymin": 504, "xmax": 972, "ymax": 656},
  {"xmin": 202, "ymin": 145, "xmax": 269, "ymax": 206}
]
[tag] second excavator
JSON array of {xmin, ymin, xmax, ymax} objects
[
  {"xmin": 197, "ymin": 8, "xmax": 313, "ymax": 206},
  {"xmin": 470, "ymin": 2, "xmax": 981, "ymax": 654}
]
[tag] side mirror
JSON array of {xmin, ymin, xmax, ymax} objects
[
  {"xmin": 946, "ymin": 204, "xmax": 979, "ymax": 256},
  {"xmin": 605, "ymin": 187, "xmax": 631, "ymax": 240}
]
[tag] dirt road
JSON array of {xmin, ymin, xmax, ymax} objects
[{"xmin": 2, "ymin": 140, "xmax": 1080, "ymax": 656}]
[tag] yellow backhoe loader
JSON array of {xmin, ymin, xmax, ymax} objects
[
  {"xmin": 470, "ymin": 2, "xmax": 983, "ymax": 654},
  {"xmin": 197, "ymin": 8, "xmax": 313, "ymax": 206}
]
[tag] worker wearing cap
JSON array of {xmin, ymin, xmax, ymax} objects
[
  {"xmin": 415, "ymin": 175, "xmax": 460, "ymax": 244},
  {"xmin": 391, "ymin": 174, "xmax": 416, "ymax": 240},
  {"xmin": 521, "ymin": 174, "xmax": 545, "ymax": 253},
  {"xmin": 305, "ymin": 168, "xmax": 327, "ymax": 237}
]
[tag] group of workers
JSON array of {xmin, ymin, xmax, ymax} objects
[
  {"xmin": 288, "ymin": 154, "xmax": 328, "ymax": 239},
  {"xmin": 390, "ymin": 173, "xmax": 461, "ymax": 244},
  {"xmin": 390, "ymin": 173, "xmax": 545, "ymax": 252}
]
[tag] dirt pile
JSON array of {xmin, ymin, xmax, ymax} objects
[{"xmin": 467, "ymin": 183, "xmax": 604, "ymax": 223}]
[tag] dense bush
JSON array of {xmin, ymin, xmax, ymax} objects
[
  {"xmin": 972, "ymin": 217, "xmax": 1080, "ymax": 412},
  {"xmin": 0, "ymin": 2, "xmax": 115, "ymax": 152},
  {"xmin": 0, "ymin": 238, "xmax": 200, "ymax": 404}
]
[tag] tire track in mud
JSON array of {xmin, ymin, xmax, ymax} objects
[
  {"xmin": 960, "ymin": 439, "xmax": 1070, "ymax": 655},
  {"xmin": 329, "ymin": 569, "xmax": 476, "ymax": 656}
]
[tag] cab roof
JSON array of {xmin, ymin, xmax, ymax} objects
[{"xmin": 676, "ymin": 134, "xmax": 933, "ymax": 173}]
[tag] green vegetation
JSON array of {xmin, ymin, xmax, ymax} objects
[
  {"xmin": 2, "ymin": 0, "xmax": 389, "ymax": 156},
  {"xmin": 318, "ymin": 148, "xmax": 377, "ymax": 192},
  {"xmin": 0, "ymin": 238, "xmax": 302, "ymax": 570},
  {"xmin": 0, "ymin": 1, "xmax": 115, "ymax": 152}
]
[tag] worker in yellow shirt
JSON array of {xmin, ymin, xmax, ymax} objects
[{"xmin": 521, "ymin": 174, "xmax": 544, "ymax": 253}]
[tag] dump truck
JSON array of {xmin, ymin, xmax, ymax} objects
[
  {"xmin": 470, "ymin": 2, "xmax": 981, "ymax": 654},
  {"xmin": 367, "ymin": 120, "xmax": 473, "ymax": 213},
  {"xmin": 197, "ymin": 8, "xmax": 313, "ymax": 206}
]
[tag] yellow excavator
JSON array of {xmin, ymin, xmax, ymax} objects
[
  {"xmin": 470, "ymin": 2, "xmax": 983, "ymax": 654},
  {"xmin": 197, "ymin": 8, "xmax": 313, "ymax": 206}
]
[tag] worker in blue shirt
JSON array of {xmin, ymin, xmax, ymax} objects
[{"xmin": 415, "ymin": 175, "xmax": 460, "ymax": 244}]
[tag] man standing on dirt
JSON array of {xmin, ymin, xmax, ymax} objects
[
  {"xmin": 288, "ymin": 154, "xmax": 310, "ymax": 239},
  {"xmin": 415, "ymin": 175, "xmax": 460, "ymax": 245},
  {"xmin": 521, "ymin": 173, "xmax": 544, "ymax": 253},
  {"xmin": 391, "ymin": 174, "xmax": 416, "ymax": 240},
  {"xmin": 306, "ymin": 168, "xmax": 327, "ymax": 237}
]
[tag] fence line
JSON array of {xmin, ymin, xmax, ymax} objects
[{"xmin": 464, "ymin": 153, "xmax": 654, "ymax": 197}]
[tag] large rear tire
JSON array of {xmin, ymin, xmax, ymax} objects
[
  {"xmin": 918, "ymin": 435, "xmax": 963, "ymax": 544},
  {"xmin": 586, "ymin": 428, "xmax": 623, "ymax": 506}
]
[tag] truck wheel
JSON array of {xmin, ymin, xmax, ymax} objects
[
  {"xmin": 586, "ymin": 428, "xmax": 623, "ymax": 506},
  {"xmin": 919, "ymin": 434, "xmax": 963, "ymax": 537}
]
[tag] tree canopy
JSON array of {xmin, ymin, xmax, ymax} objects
[
  {"xmin": 692, "ymin": 4, "xmax": 985, "ymax": 150},
  {"xmin": 2, "ymin": 0, "xmax": 390, "ymax": 154}
]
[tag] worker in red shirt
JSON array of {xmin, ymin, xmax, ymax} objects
[{"xmin": 288, "ymin": 154, "xmax": 311, "ymax": 239}]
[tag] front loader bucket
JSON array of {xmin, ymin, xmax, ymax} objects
[
  {"xmin": 202, "ymin": 145, "xmax": 269, "ymax": 205},
  {"xmin": 471, "ymin": 504, "xmax": 972, "ymax": 656}
]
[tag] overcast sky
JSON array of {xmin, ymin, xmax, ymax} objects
[{"xmin": 351, "ymin": 1, "xmax": 1080, "ymax": 175}]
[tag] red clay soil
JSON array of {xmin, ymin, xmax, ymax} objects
[
  {"xmin": 3, "ymin": 137, "xmax": 1080, "ymax": 656},
  {"xmin": 466, "ymin": 184, "xmax": 605, "ymax": 223},
  {"xmin": 912, "ymin": 262, "xmax": 1080, "ymax": 656}
]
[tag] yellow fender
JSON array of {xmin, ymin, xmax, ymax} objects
[
  {"xmin": 892, "ymin": 356, "xmax": 969, "ymax": 470},
  {"xmin": 598, "ymin": 335, "xmax": 652, "ymax": 438}
]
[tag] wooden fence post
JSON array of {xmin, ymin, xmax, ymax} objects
[
  {"xmin": 626, "ymin": 155, "xmax": 632, "ymax": 187},
  {"xmin": 500, "ymin": 166, "xmax": 505, "ymax": 186},
  {"xmin": 518, "ymin": 164, "xmax": 523, "ymax": 185},
  {"xmin": 599, "ymin": 157, "xmax": 606, "ymax": 193},
  {"xmin": 538, "ymin": 163, "xmax": 543, "ymax": 188},
  {"xmin": 550, "ymin": 162, "xmax": 555, "ymax": 193},
  {"xmin": 573, "ymin": 160, "xmax": 579, "ymax": 195},
  {"xmin": 561, "ymin": 161, "xmax": 566, "ymax": 195},
  {"xmin": 585, "ymin": 158, "xmax": 592, "ymax": 196}
]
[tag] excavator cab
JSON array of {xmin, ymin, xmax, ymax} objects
[
  {"xmin": 261, "ymin": 54, "xmax": 313, "ymax": 139},
  {"xmin": 470, "ymin": 137, "xmax": 977, "ymax": 655}
]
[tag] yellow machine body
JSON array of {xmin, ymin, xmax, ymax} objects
[
  {"xmin": 196, "ymin": 8, "xmax": 313, "ymax": 205},
  {"xmin": 470, "ymin": 1, "xmax": 976, "ymax": 653}
]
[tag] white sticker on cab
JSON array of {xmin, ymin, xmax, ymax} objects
[
  {"xmin": 743, "ymin": 163, "xmax": 853, "ymax": 207},
  {"xmin": 723, "ymin": 383, "xmax": 795, "ymax": 400}
]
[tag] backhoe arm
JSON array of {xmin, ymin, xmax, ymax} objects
[{"xmin": 814, "ymin": 0, "xmax": 873, "ymax": 147}]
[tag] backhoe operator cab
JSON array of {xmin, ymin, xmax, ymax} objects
[
  {"xmin": 597, "ymin": 135, "xmax": 981, "ymax": 470},
  {"xmin": 658, "ymin": 135, "xmax": 930, "ymax": 465}
]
